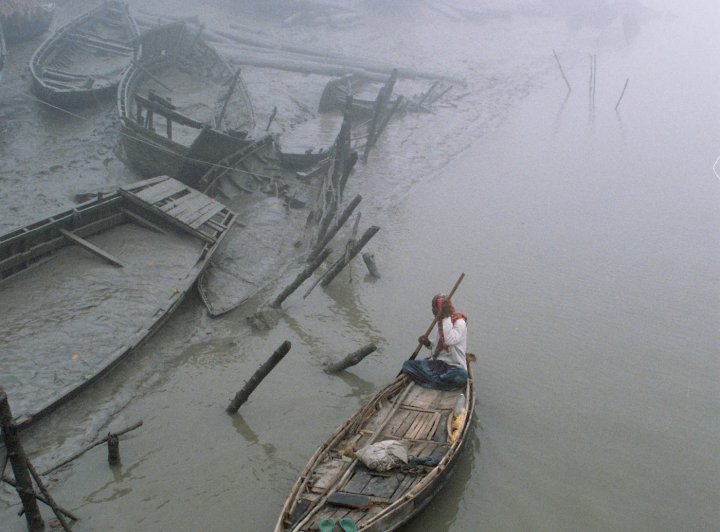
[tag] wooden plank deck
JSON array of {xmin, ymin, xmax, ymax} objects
[{"xmin": 119, "ymin": 177, "xmax": 235, "ymax": 244}]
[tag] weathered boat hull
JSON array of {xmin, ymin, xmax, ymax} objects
[
  {"xmin": 274, "ymin": 363, "xmax": 475, "ymax": 531},
  {"xmin": 29, "ymin": 1, "xmax": 139, "ymax": 108},
  {"xmin": 117, "ymin": 22, "xmax": 255, "ymax": 183},
  {"xmin": 0, "ymin": 176, "xmax": 236, "ymax": 430}
]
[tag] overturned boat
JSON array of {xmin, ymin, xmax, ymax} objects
[
  {"xmin": 117, "ymin": 22, "xmax": 255, "ymax": 184},
  {"xmin": 30, "ymin": 1, "xmax": 139, "ymax": 108},
  {"xmin": 0, "ymin": 176, "xmax": 235, "ymax": 429}
]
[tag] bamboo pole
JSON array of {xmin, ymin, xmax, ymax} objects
[
  {"xmin": 1, "ymin": 477, "xmax": 79, "ymax": 522},
  {"xmin": 226, "ymin": 341, "xmax": 292, "ymax": 414},
  {"xmin": 615, "ymin": 77, "xmax": 630, "ymax": 111},
  {"xmin": 553, "ymin": 50, "xmax": 572, "ymax": 92}
]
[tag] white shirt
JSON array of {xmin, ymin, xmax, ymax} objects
[{"xmin": 429, "ymin": 316, "xmax": 467, "ymax": 369}]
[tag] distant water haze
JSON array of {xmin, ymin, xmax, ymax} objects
[{"xmin": 1, "ymin": 0, "xmax": 718, "ymax": 530}]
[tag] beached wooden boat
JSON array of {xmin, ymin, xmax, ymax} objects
[
  {"xmin": 0, "ymin": 176, "xmax": 235, "ymax": 429},
  {"xmin": 29, "ymin": 1, "xmax": 139, "ymax": 108},
  {"xmin": 117, "ymin": 21, "xmax": 255, "ymax": 184},
  {"xmin": 318, "ymin": 73, "xmax": 378, "ymax": 116},
  {"xmin": 0, "ymin": 2, "xmax": 53, "ymax": 45},
  {"xmin": 195, "ymin": 135, "xmax": 328, "ymax": 316},
  {"xmin": 274, "ymin": 363, "xmax": 475, "ymax": 531}
]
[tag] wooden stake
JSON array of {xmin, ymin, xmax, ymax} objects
[
  {"xmin": 40, "ymin": 421, "xmax": 143, "ymax": 475},
  {"xmin": 0, "ymin": 388, "xmax": 45, "ymax": 531},
  {"xmin": 320, "ymin": 226, "xmax": 380, "ymax": 287},
  {"xmin": 615, "ymin": 77, "xmax": 630, "ymax": 111},
  {"xmin": 307, "ymin": 195, "xmax": 362, "ymax": 263},
  {"xmin": 26, "ymin": 460, "xmax": 72, "ymax": 532},
  {"xmin": 270, "ymin": 248, "xmax": 332, "ymax": 309},
  {"xmin": 1, "ymin": 477, "xmax": 79, "ymax": 522},
  {"xmin": 107, "ymin": 434, "xmax": 120, "ymax": 466},
  {"xmin": 226, "ymin": 341, "xmax": 292, "ymax": 414},
  {"xmin": 553, "ymin": 50, "xmax": 572, "ymax": 92},
  {"xmin": 362, "ymin": 252, "xmax": 380, "ymax": 278},
  {"xmin": 324, "ymin": 344, "xmax": 377, "ymax": 373}
]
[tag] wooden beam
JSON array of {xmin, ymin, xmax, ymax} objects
[
  {"xmin": 134, "ymin": 94, "xmax": 204, "ymax": 128},
  {"xmin": 59, "ymin": 229, "xmax": 124, "ymax": 267},
  {"xmin": 119, "ymin": 207, "xmax": 167, "ymax": 235}
]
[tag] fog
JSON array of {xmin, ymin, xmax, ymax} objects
[{"xmin": 1, "ymin": 0, "xmax": 719, "ymax": 530}]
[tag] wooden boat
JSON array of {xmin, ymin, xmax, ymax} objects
[
  {"xmin": 318, "ymin": 73, "xmax": 377, "ymax": 116},
  {"xmin": 117, "ymin": 22, "xmax": 255, "ymax": 184},
  {"xmin": 0, "ymin": 176, "xmax": 236, "ymax": 429},
  {"xmin": 0, "ymin": 2, "xmax": 53, "ymax": 45},
  {"xmin": 29, "ymin": 1, "xmax": 139, "ymax": 108},
  {"xmin": 274, "ymin": 363, "xmax": 475, "ymax": 531},
  {"xmin": 195, "ymin": 135, "xmax": 329, "ymax": 316}
]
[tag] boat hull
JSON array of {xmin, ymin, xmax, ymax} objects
[
  {"xmin": 29, "ymin": 1, "xmax": 139, "ymax": 108},
  {"xmin": 274, "ymin": 363, "xmax": 475, "ymax": 531},
  {"xmin": 0, "ymin": 177, "xmax": 236, "ymax": 430}
]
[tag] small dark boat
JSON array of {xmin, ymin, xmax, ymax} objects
[
  {"xmin": 0, "ymin": 2, "xmax": 53, "ymax": 45},
  {"xmin": 29, "ymin": 1, "xmax": 139, "ymax": 108},
  {"xmin": 274, "ymin": 362, "xmax": 475, "ymax": 531},
  {"xmin": 0, "ymin": 176, "xmax": 236, "ymax": 429},
  {"xmin": 118, "ymin": 22, "xmax": 255, "ymax": 184}
]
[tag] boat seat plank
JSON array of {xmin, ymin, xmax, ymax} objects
[
  {"xmin": 309, "ymin": 459, "xmax": 346, "ymax": 494},
  {"xmin": 342, "ymin": 469, "xmax": 373, "ymax": 495},
  {"xmin": 361, "ymin": 474, "xmax": 401, "ymax": 499},
  {"xmin": 59, "ymin": 228, "xmax": 124, "ymax": 267},
  {"xmin": 134, "ymin": 178, "xmax": 186, "ymax": 204},
  {"xmin": 161, "ymin": 193, "xmax": 213, "ymax": 220},
  {"xmin": 185, "ymin": 203, "xmax": 227, "ymax": 230},
  {"xmin": 119, "ymin": 207, "xmax": 166, "ymax": 235}
]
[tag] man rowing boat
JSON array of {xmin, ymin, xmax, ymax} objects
[{"xmin": 401, "ymin": 294, "xmax": 468, "ymax": 391}]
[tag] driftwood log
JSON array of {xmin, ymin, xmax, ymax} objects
[
  {"xmin": 226, "ymin": 341, "xmax": 292, "ymax": 414},
  {"xmin": 324, "ymin": 344, "xmax": 377, "ymax": 373}
]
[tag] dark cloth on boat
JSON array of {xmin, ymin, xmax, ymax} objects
[{"xmin": 401, "ymin": 359, "xmax": 467, "ymax": 391}]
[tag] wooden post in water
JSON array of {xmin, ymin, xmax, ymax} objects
[
  {"xmin": 362, "ymin": 252, "xmax": 380, "ymax": 278},
  {"xmin": 324, "ymin": 344, "xmax": 377, "ymax": 373},
  {"xmin": 0, "ymin": 388, "xmax": 45, "ymax": 531},
  {"xmin": 307, "ymin": 194, "xmax": 362, "ymax": 263},
  {"xmin": 320, "ymin": 226, "xmax": 380, "ymax": 287},
  {"xmin": 615, "ymin": 78, "xmax": 630, "ymax": 111},
  {"xmin": 270, "ymin": 248, "xmax": 332, "ymax": 309},
  {"xmin": 25, "ymin": 461, "xmax": 71, "ymax": 532},
  {"xmin": 107, "ymin": 433, "xmax": 120, "ymax": 466},
  {"xmin": 226, "ymin": 341, "xmax": 292, "ymax": 414},
  {"xmin": 552, "ymin": 49, "xmax": 572, "ymax": 93}
]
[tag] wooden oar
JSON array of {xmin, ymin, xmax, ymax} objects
[{"xmin": 409, "ymin": 272, "xmax": 465, "ymax": 361}]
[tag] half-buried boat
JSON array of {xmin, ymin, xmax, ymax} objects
[
  {"xmin": 0, "ymin": 176, "xmax": 235, "ymax": 429},
  {"xmin": 117, "ymin": 22, "xmax": 255, "ymax": 184}
]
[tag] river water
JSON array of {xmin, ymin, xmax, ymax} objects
[{"xmin": 2, "ymin": 1, "xmax": 719, "ymax": 531}]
